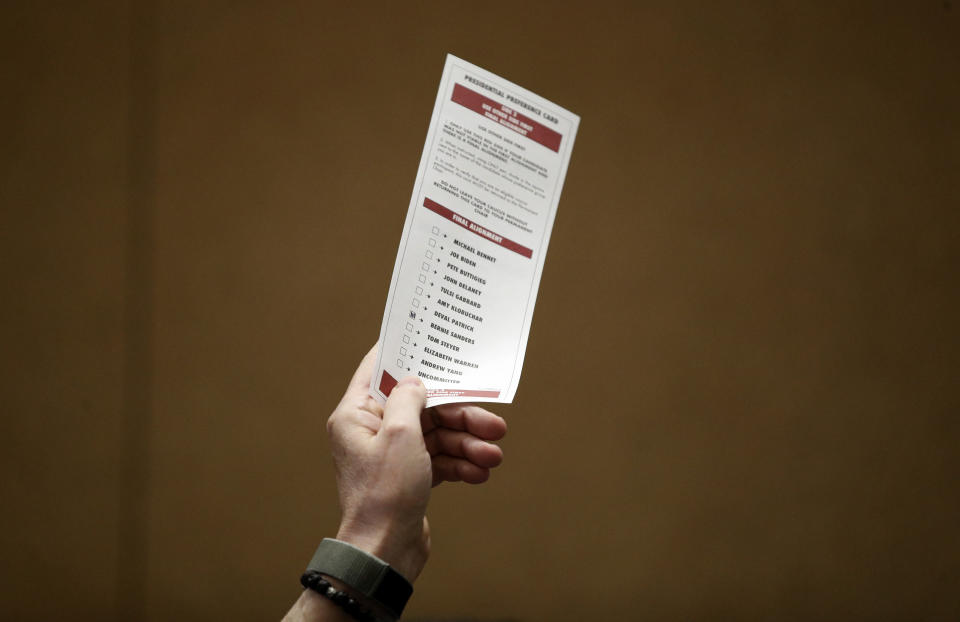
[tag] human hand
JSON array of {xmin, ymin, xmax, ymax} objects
[{"xmin": 326, "ymin": 345, "xmax": 507, "ymax": 583}]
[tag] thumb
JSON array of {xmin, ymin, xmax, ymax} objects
[{"xmin": 381, "ymin": 376, "xmax": 427, "ymax": 437}]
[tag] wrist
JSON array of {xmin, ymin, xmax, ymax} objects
[
  {"xmin": 303, "ymin": 538, "xmax": 417, "ymax": 620},
  {"xmin": 299, "ymin": 571, "xmax": 392, "ymax": 622},
  {"xmin": 335, "ymin": 517, "xmax": 429, "ymax": 583}
]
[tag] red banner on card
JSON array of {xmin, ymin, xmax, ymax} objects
[
  {"xmin": 423, "ymin": 197, "xmax": 533, "ymax": 259},
  {"xmin": 451, "ymin": 83, "xmax": 562, "ymax": 152}
]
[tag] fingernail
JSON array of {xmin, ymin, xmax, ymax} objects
[{"xmin": 399, "ymin": 376, "xmax": 422, "ymax": 387}]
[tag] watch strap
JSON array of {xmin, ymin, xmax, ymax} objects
[{"xmin": 306, "ymin": 538, "xmax": 413, "ymax": 618}]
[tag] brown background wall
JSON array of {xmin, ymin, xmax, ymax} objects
[{"xmin": 2, "ymin": 2, "xmax": 958, "ymax": 620}]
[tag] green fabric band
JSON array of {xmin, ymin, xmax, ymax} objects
[{"xmin": 305, "ymin": 538, "xmax": 413, "ymax": 618}]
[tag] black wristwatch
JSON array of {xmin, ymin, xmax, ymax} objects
[{"xmin": 305, "ymin": 538, "xmax": 413, "ymax": 619}]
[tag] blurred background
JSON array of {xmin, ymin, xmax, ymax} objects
[{"xmin": 2, "ymin": 2, "xmax": 958, "ymax": 620}]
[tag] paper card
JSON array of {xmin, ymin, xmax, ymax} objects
[{"xmin": 371, "ymin": 54, "xmax": 579, "ymax": 407}]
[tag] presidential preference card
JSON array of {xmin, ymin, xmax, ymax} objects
[{"xmin": 371, "ymin": 54, "xmax": 579, "ymax": 407}]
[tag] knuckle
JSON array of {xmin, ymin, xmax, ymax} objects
[
  {"xmin": 396, "ymin": 380, "xmax": 427, "ymax": 401},
  {"xmin": 326, "ymin": 410, "xmax": 341, "ymax": 435},
  {"xmin": 381, "ymin": 420, "xmax": 419, "ymax": 442}
]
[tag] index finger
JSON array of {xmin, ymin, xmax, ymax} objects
[{"xmin": 339, "ymin": 343, "xmax": 379, "ymax": 406}]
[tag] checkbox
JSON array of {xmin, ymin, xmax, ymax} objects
[
  {"xmin": 428, "ymin": 238, "xmax": 436, "ymax": 247},
  {"xmin": 418, "ymin": 274, "xmax": 426, "ymax": 283},
  {"xmin": 422, "ymin": 262, "xmax": 430, "ymax": 272},
  {"xmin": 415, "ymin": 286, "xmax": 423, "ymax": 295},
  {"xmin": 405, "ymin": 322, "xmax": 413, "ymax": 332},
  {"xmin": 400, "ymin": 347, "xmax": 407, "ymax": 356},
  {"xmin": 397, "ymin": 358, "xmax": 404, "ymax": 367},
  {"xmin": 431, "ymin": 226, "xmax": 439, "ymax": 234},
  {"xmin": 425, "ymin": 250, "xmax": 433, "ymax": 259},
  {"xmin": 412, "ymin": 298, "xmax": 420, "ymax": 308},
  {"xmin": 402, "ymin": 334, "xmax": 410, "ymax": 344}
]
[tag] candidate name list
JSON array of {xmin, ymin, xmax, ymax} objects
[{"xmin": 419, "ymin": 237, "xmax": 494, "ymax": 383}]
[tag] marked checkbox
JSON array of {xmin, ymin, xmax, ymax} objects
[
  {"xmin": 397, "ymin": 358, "xmax": 404, "ymax": 367},
  {"xmin": 418, "ymin": 274, "xmax": 426, "ymax": 284},
  {"xmin": 415, "ymin": 286, "xmax": 423, "ymax": 295},
  {"xmin": 402, "ymin": 334, "xmax": 410, "ymax": 344},
  {"xmin": 431, "ymin": 226, "xmax": 439, "ymax": 234},
  {"xmin": 412, "ymin": 298, "xmax": 420, "ymax": 308},
  {"xmin": 421, "ymin": 262, "xmax": 430, "ymax": 271},
  {"xmin": 405, "ymin": 322, "xmax": 413, "ymax": 332},
  {"xmin": 400, "ymin": 347, "xmax": 407, "ymax": 356},
  {"xmin": 428, "ymin": 238, "xmax": 436, "ymax": 247},
  {"xmin": 425, "ymin": 250, "xmax": 433, "ymax": 259}
]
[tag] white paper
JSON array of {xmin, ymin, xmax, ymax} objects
[{"xmin": 371, "ymin": 54, "xmax": 579, "ymax": 407}]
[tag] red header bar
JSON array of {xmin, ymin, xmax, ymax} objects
[
  {"xmin": 451, "ymin": 83, "xmax": 562, "ymax": 152},
  {"xmin": 423, "ymin": 197, "xmax": 533, "ymax": 258}
]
